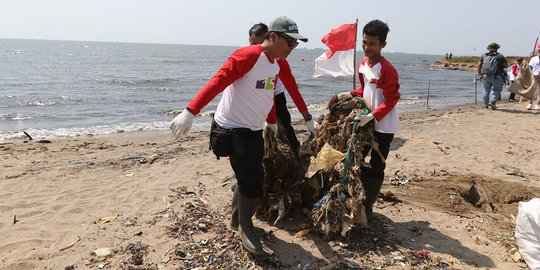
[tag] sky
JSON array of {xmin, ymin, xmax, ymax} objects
[{"xmin": 1, "ymin": 0, "xmax": 539, "ymax": 56}]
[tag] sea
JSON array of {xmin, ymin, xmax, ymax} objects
[{"xmin": 0, "ymin": 38, "xmax": 479, "ymax": 142}]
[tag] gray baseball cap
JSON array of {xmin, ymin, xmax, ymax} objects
[{"xmin": 268, "ymin": 16, "xmax": 308, "ymax": 42}]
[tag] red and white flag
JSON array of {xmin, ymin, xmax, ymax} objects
[{"xmin": 313, "ymin": 23, "xmax": 357, "ymax": 78}]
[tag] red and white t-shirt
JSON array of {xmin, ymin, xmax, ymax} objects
[
  {"xmin": 274, "ymin": 58, "xmax": 308, "ymax": 113},
  {"xmin": 509, "ymin": 63, "xmax": 520, "ymax": 81},
  {"xmin": 351, "ymin": 57, "xmax": 400, "ymax": 133},
  {"xmin": 187, "ymin": 45, "xmax": 279, "ymax": 130}
]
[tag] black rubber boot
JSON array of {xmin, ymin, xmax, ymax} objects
[
  {"xmin": 363, "ymin": 177, "xmax": 384, "ymax": 220},
  {"xmin": 238, "ymin": 193, "xmax": 263, "ymax": 255},
  {"xmin": 230, "ymin": 185, "xmax": 240, "ymax": 230},
  {"xmin": 230, "ymin": 185, "xmax": 265, "ymax": 234}
]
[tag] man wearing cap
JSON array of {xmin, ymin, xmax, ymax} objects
[
  {"xmin": 170, "ymin": 16, "xmax": 307, "ymax": 255},
  {"xmin": 526, "ymin": 45, "xmax": 540, "ymax": 110},
  {"xmin": 248, "ymin": 23, "xmax": 316, "ymax": 156},
  {"xmin": 477, "ymin": 42, "xmax": 508, "ymax": 109}
]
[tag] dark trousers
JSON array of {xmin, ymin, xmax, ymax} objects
[
  {"xmin": 509, "ymin": 80, "xmax": 516, "ymax": 100},
  {"xmin": 275, "ymin": 92, "xmax": 300, "ymax": 154},
  {"xmin": 361, "ymin": 132, "xmax": 395, "ymax": 207},
  {"xmin": 229, "ymin": 129, "xmax": 264, "ymax": 199}
]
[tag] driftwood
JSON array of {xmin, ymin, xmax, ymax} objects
[{"xmin": 23, "ymin": 131, "xmax": 33, "ymax": 141}]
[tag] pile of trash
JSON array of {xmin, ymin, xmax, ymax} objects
[
  {"xmin": 260, "ymin": 124, "xmax": 302, "ymax": 225},
  {"xmin": 161, "ymin": 190, "xmax": 285, "ymax": 269},
  {"xmin": 262, "ymin": 95, "xmax": 381, "ymax": 237}
]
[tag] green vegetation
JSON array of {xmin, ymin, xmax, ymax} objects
[
  {"xmin": 446, "ymin": 56, "xmax": 479, "ymax": 63},
  {"xmin": 444, "ymin": 56, "xmax": 526, "ymax": 65}
]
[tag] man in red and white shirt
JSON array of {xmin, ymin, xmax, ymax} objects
[
  {"xmin": 170, "ymin": 16, "xmax": 307, "ymax": 255},
  {"xmin": 330, "ymin": 20, "xmax": 400, "ymax": 220},
  {"xmin": 249, "ymin": 23, "xmax": 316, "ymax": 155}
]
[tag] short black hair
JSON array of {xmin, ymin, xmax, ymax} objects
[
  {"xmin": 363, "ymin": 19, "xmax": 390, "ymax": 44},
  {"xmin": 249, "ymin": 23, "xmax": 268, "ymax": 37}
]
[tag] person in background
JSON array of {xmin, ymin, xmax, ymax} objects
[
  {"xmin": 170, "ymin": 16, "xmax": 308, "ymax": 255},
  {"xmin": 508, "ymin": 57, "xmax": 523, "ymax": 102},
  {"xmin": 328, "ymin": 19, "xmax": 400, "ymax": 221},
  {"xmin": 477, "ymin": 42, "xmax": 508, "ymax": 109},
  {"xmin": 527, "ymin": 45, "xmax": 540, "ymax": 110},
  {"xmin": 249, "ymin": 23, "xmax": 316, "ymax": 155}
]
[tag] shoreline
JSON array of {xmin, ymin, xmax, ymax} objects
[
  {"xmin": 429, "ymin": 60, "xmax": 477, "ymax": 71},
  {"xmin": 430, "ymin": 56, "xmax": 526, "ymax": 71},
  {"xmin": 0, "ymin": 100, "xmax": 493, "ymax": 144}
]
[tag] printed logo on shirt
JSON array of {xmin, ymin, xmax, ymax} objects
[{"xmin": 255, "ymin": 77, "xmax": 276, "ymax": 90}]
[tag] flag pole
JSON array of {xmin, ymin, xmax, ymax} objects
[{"xmin": 352, "ymin": 19, "xmax": 358, "ymax": 90}]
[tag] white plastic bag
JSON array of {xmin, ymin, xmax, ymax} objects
[
  {"xmin": 515, "ymin": 198, "xmax": 540, "ymax": 270},
  {"xmin": 305, "ymin": 143, "xmax": 344, "ymax": 178}
]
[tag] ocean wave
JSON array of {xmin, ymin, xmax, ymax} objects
[
  {"xmin": 8, "ymin": 49, "xmax": 25, "ymax": 55},
  {"xmin": 134, "ymin": 78, "xmax": 181, "ymax": 84},
  {"xmin": 90, "ymin": 77, "xmax": 181, "ymax": 86},
  {"xmin": 288, "ymin": 103, "xmax": 327, "ymax": 112},
  {"xmin": 0, "ymin": 113, "xmax": 33, "ymax": 121},
  {"xmin": 161, "ymin": 109, "xmax": 215, "ymax": 118},
  {"xmin": 199, "ymin": 110, "xmax": 215, "ymax": 117},
  {"xmin": 3, "ymin": 96, "xmax": 85, "ymax": 107},
  {"xmin": 162, "ymin": 109, "xmax": 181, "ymax": 115},
  {"xmin": 161, "ymin": 59, "xmax": 194, "ymax": 64},
  {"xmin": 31, "ymin": 100, "xmax": 58, "ymax": 106},
  {"xmin": 0, "ymin": 121, "xmax": 171, "ymax": 142},
  {"xmin": 91, "ymin": 78, "xmax": 136, "ymax": 85},
  {"xmin": 287, "ymin": 99, "xmax": 425, "ymax": 110},
  {"xmin": 399, "ymin": 99, "xmax": 425, "ymax": 105},
  {"xmin": 149, "ymin": 87, "xmax": 173, "ymax": 91}
]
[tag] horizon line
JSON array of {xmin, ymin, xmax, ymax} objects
[{"xmin": 0, "ymin": 37, "xmax": 453, "ymax": 57}]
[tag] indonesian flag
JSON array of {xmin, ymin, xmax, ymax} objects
[{"xmin": 313, "ymin": 23, "xmax": 357, "ymax": 78}]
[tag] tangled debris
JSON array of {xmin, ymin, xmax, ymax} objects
[
  {"xmin": 305, "ymin": 96, "xmax": 381, "ymax": 237},
  {"xmin": 261, "ymin": 123, "xmax": 302, "ymax": 225},
  {"xmin": 262, "ymin": 95, "xmax": 381, "ymax": 237}
]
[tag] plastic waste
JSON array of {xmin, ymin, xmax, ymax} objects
[
  {"xmin": 94, "ymin": 247, "xmax": 112, "ymax": 257},
  {"xmin": 305, "ymin": 143, "xmax": 345, "ymax": 178},
  {"xmin": 515, "ymin": 198, "xmax": 540, "ymax": 270}
]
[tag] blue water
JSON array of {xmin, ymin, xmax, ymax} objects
[{"xmin": 0, "ymin": 39, "xmax": 478, "ymax": 142}]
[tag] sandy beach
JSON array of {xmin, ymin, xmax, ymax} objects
[{"xmin": 1, "ymin": 100, "xmax": 540, "ymax": 269}]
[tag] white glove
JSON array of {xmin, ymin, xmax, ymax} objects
[
  {"xmin": 354, "ymin": 113, "xmax": 374, "ymax": 127},
  {"xmin": 305, "ymin": 119, "xmax": 317, "ymax": 136},
  {"xmin": 169, "ymin": 109, "xmax": 195, "ymax": 139},
  {"xmin": 264, "ymin": 122, "xmax": 278, "ymax": 138}
]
